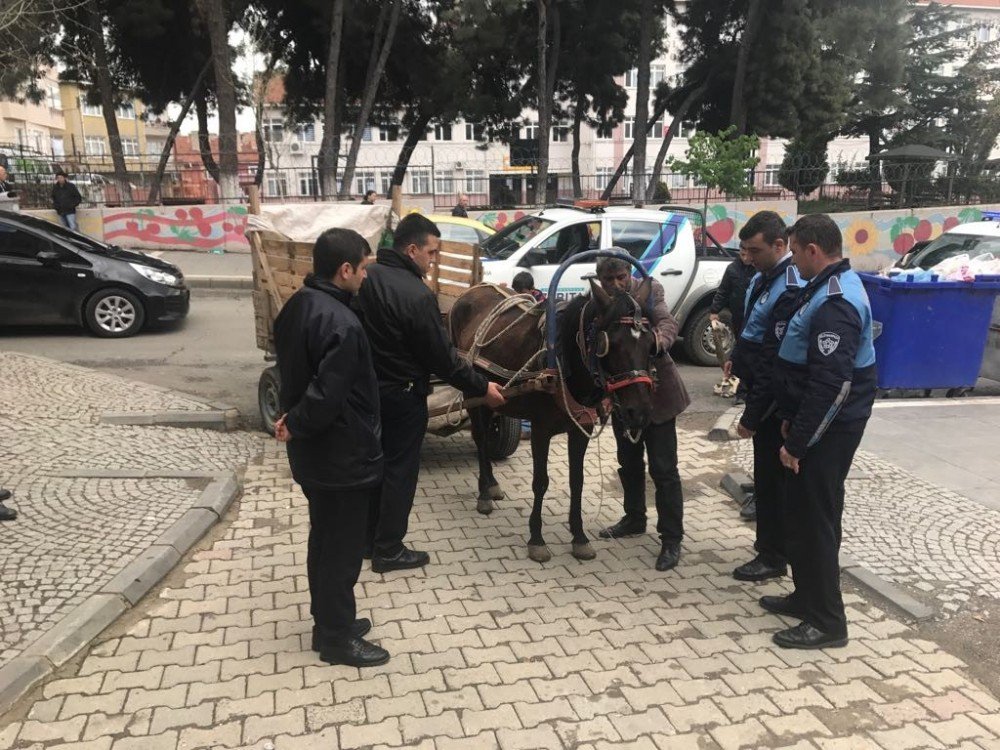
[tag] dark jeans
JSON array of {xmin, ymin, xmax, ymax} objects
[
  {"xmin": 612, "ymin": 416, "xmax": 684, "ymax": 544},
  {"xmin": 368, "ymin": 387, "xmax": 428, "ymax": 558},
  {"xmin": 783, "ymin": 428, "xmax": 864, "ymax": 636},
  {"xmin": 301, "ymin": 484, "xmax": 374, "ymax": 632},
  {"xmin": 752, "ymin": 414, "xmax": 786, "ymax": 565}
]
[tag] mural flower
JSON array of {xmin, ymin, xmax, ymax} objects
[{"xmin": 845, "ymin": 219, "xmax": 879, "ymax": 256}]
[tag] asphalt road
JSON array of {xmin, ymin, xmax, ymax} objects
[{"xmin": 0, "ymin": 289, "xmax": 728, "ymax": 431}]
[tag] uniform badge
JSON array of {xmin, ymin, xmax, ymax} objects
[
  {"xmin": 818, "ymin": 332, "xmax": 840, "ymax": 356},
  {"xmin": 775, "ymin": 321, "xmax": 787, "ymax": 340},
  {"xmin": 758, "ymin": 290, "xmax": 769, "ymax": 305}
]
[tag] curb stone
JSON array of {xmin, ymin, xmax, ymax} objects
[
  {"xmin": 185, "ymin": 274, "xmax": 253, "ymax": 290},
  {"xmin": 708, "ymin": 405, "xmax": 742, "ymax": 441}
]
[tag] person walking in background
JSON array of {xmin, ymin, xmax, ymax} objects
[
  {"xmin": 52, "ymin": 171, "xmax": 82, "ymax": 232},
  {"xmin": 451, "ymin": 193, "xmax": 469, "ymax": 218},
  {"xmin": 361, "ymin": 190, "xmax": 377, "ymax": 205},
  {"xmin": 0, "ymin": 165, "xmax": 15, "ymax": 196}
]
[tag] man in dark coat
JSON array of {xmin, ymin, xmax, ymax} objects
[
  {"xmin": 451, "ymin": 194, "xmax": 469, "ymax": 217},
  {"xmin": 710, "ymin": 246, "xmax": 756, "ymax": 336},
  {"xmin": 595, "ymin": 255, "xmax": 691, "ymax": 571},
  {"xmin": 356, "ymin": 213, "xmax": 505, "ymax": 573},
  {"xmin": 273, "ymin": 227, "xmax": 389, "ymax": 668},
  {"xmin": 52, "ymin": 171, "xmax": 83, "ymax": 231}
]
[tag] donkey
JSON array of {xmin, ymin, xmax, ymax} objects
[{"xmin": 448, "ymin": 277, "xmax": 657, "ymax": 562}]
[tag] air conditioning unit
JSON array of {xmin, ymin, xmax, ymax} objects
[
  {"xmin": 289, "ymin": 141, "xmax": 302, "ymax": 153},
  {"xmin": 453, "ymin": 161, "xmax": 464, "ymax": 170}
]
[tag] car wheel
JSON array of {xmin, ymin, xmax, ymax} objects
[
  {"xmin": 258, "ymin": 366, "xmax": 282, "ymax": 436},
  {"xmin": 487, "ymin": 415, "xmax": 521, "ymax": 460},
  {"xmin": 683, "ymin": 307, "xmax": 731, "ymax": 367},
  {"xmin": 85, "ymin": 288, "xmax": 146, "ymax": 338}
]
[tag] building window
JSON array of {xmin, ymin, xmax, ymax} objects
[
  {"xmin": 521, "ymin": 121, "xmax": 538, "ymax": 140},
  {"xmin": 465, "ymin": 169, "xmax": 486, "ymax": 193},
  {"xmin": 51, "ymin": 135, "xmax": 65, "ymax": 157},
  {"xmin": 120, "ymin": 137, "xmax": 140, "ymax": 156},
  {"xmin": 624, "ymin": 68, "xmax": 637, "ymax": 88},
  {"xmin": 379, "ymin": 126, "xmax": 399, "ymax": 142},
  {"xmin": 116, "ymin": 103, "xmax": 136, "ymax": 119},
  {"xmin": 362, "ymin": 126, "xmax": 373, "ymax": 142},
  {"xmin": 410, "ymin": 168, "xmax": 431, "ymax": 194},
  {"xmin": 650, "ymin": 119, "xmax": 664, "ymax": 139},
  {"xmin": 624, "ymin": 117, "xmax": 635, "ymax": 140},
  {"xmin": 84, "ymin": 136, "xmax": 106, "ymax": 156},
  {"xmin": 465, "ymin": 122, "xmax": 485, "ymax": 141},
  {"xmin": 434, "ymin": 170, "xmax": 454, "ymax": 194},
  {"xmin": 434, "ymin": 124, "xmax": 453, "ymax": 141},
  {"xmin": 380, "ymin": 171, "xmax": 393, "ymax": 195},
  {"xmin": 650, "ymin": 64, "xmax": 666, "ymax": 87},
  {"xmin": 146, "ymin": 138, "xmax": 166, "ymax": 157},
  {"xmin": 298, "ymin": 171, "xmax": 318, "ymax": 197},
  {"xmin": 81, "ymin": 101, "xmax": 102, "ymax": 117},
  {"xmin": 355, "ymin": 170, "xmax": 377, "ymax": 195},
  {"xmin": 680, "ymin": 120, "xmax": 697, "ymax": 138},
  {"xmin": 263, "ymin": 118, "xmax": 285, "ymax": 142},
  {"xmin": 596, "ymin": 166, "xmax": 615, "ymax": 190},
  {"xmin": 595, "ymin": 124, "xmax": 613, "ymax": 141},
  {"xmin": 266, "ymin": 174, "xmax": 288, "ymax": 198},
  {"xmin": 764, "ymin": 164, "xmax": 781, "ymax": 187},
  {"xmin": 552, "ymin": 122, "xmax": 569, "ymax": 142},
  {"xmin": 669, "ymin": 172, "xmax": 690, "ymax": 189},
  {"xmin": 294, "ymin": 123, "xmax": 316, "ymax": 143},
  {"xmin": 48, "ymin": 86, "xmax": 61, "ymax": 110}
]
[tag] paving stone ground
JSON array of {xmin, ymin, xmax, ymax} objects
[
  {"xmin": 0, "ymin": 352, "xmax": 263, "ymax": 673},
  {"xmin": 2, "ymin": 415, "xmax": 998, "ymax": 750}
]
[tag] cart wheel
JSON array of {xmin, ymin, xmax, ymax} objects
[
  {"xmin": 946, "ymin": 387, "xmax": 971, "ymax": 398},
  {"xmin": 258, "ymin": 366, "xmax": 282, "ymax": 435},
  {"xmin": 487, "ymin": 416, "xmax": 522, "ymax": 460}
]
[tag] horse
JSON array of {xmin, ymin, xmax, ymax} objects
[{"xmin": 448, "ymin": 277, "xmax": 657, "ymax": 563}]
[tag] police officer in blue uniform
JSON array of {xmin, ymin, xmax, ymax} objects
[
  {"xmin": 727, "ymin": 211, "xmax": 800, "ymax": 583},
  {"xmin": 763, "ymin": 214, "xmax": 877, "ymax": 650}
]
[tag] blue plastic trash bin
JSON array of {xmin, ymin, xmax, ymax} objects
[{"xmin": 860, "ymin": 273, "xmax": 1000, "ymax": 390}]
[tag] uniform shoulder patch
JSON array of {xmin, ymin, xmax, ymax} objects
[
  {"xmin": 827, "ymin": 276, "xmax": 843, "ymax": 297},
  {"xmin": 817, "ymin": 331, "xmax": 840, "ymax": 356},
  {"xmin": 785, "ymin": 266, "xmax": 800, "ymax": 289}
]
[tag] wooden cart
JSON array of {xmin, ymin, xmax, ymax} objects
[{"xmin": 248, "ymin": 211, "xmax": 523, "ymax": 459}]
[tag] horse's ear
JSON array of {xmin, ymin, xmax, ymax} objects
[
  {"xmin": 589, "ymin": 277, "xmax": 611, "ymax": 310},
  {"xmin": 635, "ymin": 276, "xmax": 653, "ymax": 308}
]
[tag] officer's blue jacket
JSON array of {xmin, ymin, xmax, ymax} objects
[
  {"xmin": 729, "ymin": 254, "xmax": 795, "ymax": 390},
  {"xmin": 774, "ymin": 259, "xmax": 877, "ymax": 458}
]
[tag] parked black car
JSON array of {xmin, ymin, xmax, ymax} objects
[{"xmin": 0, "ymin": 210, "xmax": 189, "ymax": 337}]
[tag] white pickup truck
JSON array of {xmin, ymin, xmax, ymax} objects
[{"xmin": 477, "ymin": 204, "xmax": 737, "ymax": 366}]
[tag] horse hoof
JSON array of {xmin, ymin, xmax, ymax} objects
[
  {"xmin": 572, "ymin": 542, "xmax": 596, "ymax": 561},
  {"xmin": 527, "ymin": 544, "xmax": 552, "ymax": 563},
  {"xmin": 488, "ymin": 484, "xmax": 505, "ymax": 501},
  {"xmin": 476, "ymin": 497, "xmax": 494, "ymax": 515}
]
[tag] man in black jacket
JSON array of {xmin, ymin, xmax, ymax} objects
[
  {"xmin": 273, "ymin": 228, "xmax": 389, "ymax": 668},
  {"xmin": 52, "ymin": 171, "xmax": 83, "ymax": 232},
  {"xmin": 356, "ymin": 213, "xmax": 505, "ymax": 573},
  {"xmin": 709, "ymin": 245, "xmax": 756, "ymax": 336}
]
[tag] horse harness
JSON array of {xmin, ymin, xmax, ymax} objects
[{"xmin": 575, "ymin": 297, "xmax": 656, "ymax": 394}]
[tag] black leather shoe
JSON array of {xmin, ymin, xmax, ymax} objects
[
  {"xmin": 0, "ymin": 488, "xmax": 11, "ymax": 502},
  {"xmin": 655, "ymin": 542, "xmax": 681, "ymax": 571},
  {"xmin": 312, "ymin": 619, "xmax": 372, "ymax": 651},
  {"xmin": 319, "ymin": 635, "xmax": 390, "ymax": 667},
  {"xmin": 371, "ymin": 547, "xmax": 430, "ymax": 573},
  {"xmin": 740, "ymin": 495, "xmax": 757, "ymax": 521},
  {"xmin": 759, "ymin": 594, "xmax": 806, "ymax": 618},
  {"xmin": 598, "ymin": 516, "xmax": 647, "ymax": 539},
  {"xmin": 733, "ymin": 556, "xmax": 786, "ymax": 582},
  {"xmin": 0, "ymin": 503, "xmax": 16, "ymax": 522},
  {"xmin": 773, "ymin": 621, "xmax": 848, "ymax": 650}
]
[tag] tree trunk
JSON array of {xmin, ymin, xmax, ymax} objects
[
  {"xmin": 195, "ymin": 94, "xmax": 220, "ymax": 183},
  {"xmin": 600, "ymin": 99, "xmax": 670, "ymax": 201},
  {"xmin": 570, "ymin": 92, "xmax": 585, "ymax": 198},
  {"xmin": 631, "ymin": 0, "xmax": 653, "ymax": 205},
  {"xmin": 390, "ymin": 110, "xmax": 432, "ymax": 194},
  {"xmin": 534, "ymin": 0, "xmax": 561, "ymax": 207},
  {"xmin": 318, "ymin": 0, "xmax": 346, "ymax": 198},
  {"xmin": 88, "ymin": 5, "xmax": 132, "ymax": 205},
  {"xmin": 253, "ymin": 56, "xmax": 277, "ymax": 188},
  {"xmin": 148, "ymin": 60, "xmax": 211, "ymax": 205},
  {"xmin": 197, "ymin": 0, "xmax": 240, "ymax": 202},
  {"xmin": 868, "ymin": 125, "xmax": 881, "ymax": 206},
  {"xmin": 339, "ymin": 0, "xmax": 402, "ymax": 198},
  {"xmin": 730, "ymin": 0, "xmax": 763, "ymax": 134},
  {"xmin": 646, "ymin": 83, "xmax": 706, "ymax": 200}
]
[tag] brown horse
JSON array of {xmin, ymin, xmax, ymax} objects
[{"xmin": 449, "ymin": 278, "xmax": 656, "ymax": 562}]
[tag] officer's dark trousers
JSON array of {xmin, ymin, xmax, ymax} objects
[
  {"xmin": 368, "ymin": 387, "xmax": 428, "ymax": 558},
  {"xmin": 783, "ymin": 429, "xmax": 864, "ymax": 636},
  {"xmin": 753, "ymin": 414, "xmax": 786, "ymax": 565},
  {"xmin": 301, "ymin": 484, "xmax": 373, "ymax": 632},
  {"xmin": 613, "ymin": 416, "xmax": 684, "ymax": 544}
]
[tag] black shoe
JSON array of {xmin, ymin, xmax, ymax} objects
[
  {"xmin": 733, "ymin": 556, "xmax": 786, "ymax": 582},
  {"xmin": 759, "ymin": 594, "xmax": 806, "ymax": 618},
  {"xmin": 363, "ymin": 547, "xmax": 373, "ymax": 561},
  {"xmin": 598, "ymin": 516, "xmax": 647, "ymax": 539},
  {"xmin": 655, "ymin": 542, "xmax": 681, "ymax": 571},
  {"xmin": 0, "ymin": 488, "xmax": 10, "ymax": 502},
  {"xmin": 773, "ymin": 621, "xmax": 848, "ymax": 650},
  {"xmin": 740, "ymin": 495, "xmax": 757, "ymax": 521},
  {"xmin": 371, "ymin": 547, "xmax": 430, "ymax": 574},
  {"xmin": 0, "ymin": 503, "xmax": 16, "ymax": 522},
  {"xmin": 319, "ymin": 635, "xmax": 390, "ymax": 667},
  {"xmin": 312, "ymin": 619, "xmax": 372, "ymax": 651}
]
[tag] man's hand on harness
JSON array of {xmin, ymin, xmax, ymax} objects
[{"xmin": 484, "ymin": 382, "xmax": 506, "ymax": 408}]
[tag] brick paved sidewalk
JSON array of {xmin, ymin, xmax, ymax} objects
[{"xmin": 2, "ymin": 425, "xmax": 999, "ymax": 749}]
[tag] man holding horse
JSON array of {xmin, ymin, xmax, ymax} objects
[
  {"xmin": 595, "ymin": 255, "xmax": 691, "ymax": 571},
  {"xmin": 356, "ymin": 214, "xmax": 506, "ymax": 574}
]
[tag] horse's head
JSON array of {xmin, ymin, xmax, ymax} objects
[{"xmin": 586, "ymin": 276, "xmax": 656, "ymax": 434}]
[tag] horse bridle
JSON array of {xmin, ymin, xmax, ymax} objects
[{"xmin": 577, "ymin": 297, "xmax": 656, "ymax": 393}]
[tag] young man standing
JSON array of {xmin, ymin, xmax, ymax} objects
[
  {"xmin": 52, "ymin": 171, "xmax": 83, "ymax": 231},
  {"xmin": 273, "ymin": 228, "xmax": 389, "ymax": 667},
  {"xmin": 595, "ymin": 255, "xmax": 690, "ymax": 571},
  {"xmin": 767, "ymin": 214, "xmax": 876, "ymax": 649}
]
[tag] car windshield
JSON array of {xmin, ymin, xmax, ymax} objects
[
  {"xmin": 907, "ymin": 233, "xmax": 1000, "ymax": 269},
  {"xmin": 13, "ymin": 214, "xmax": 110, "ymax": 254},
  {"xmin": 480, "ymin": 216, "xmax": 555, "ymax": 260}
]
